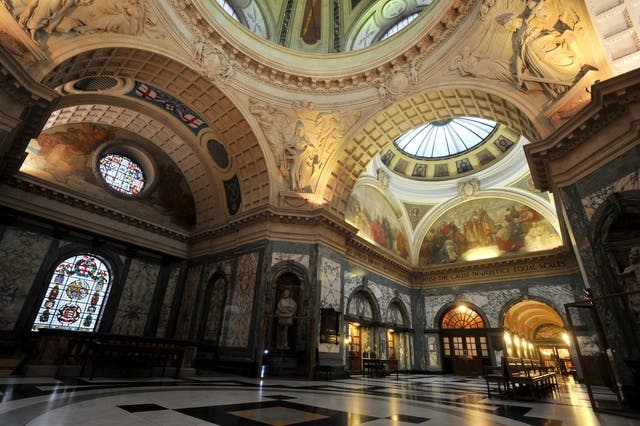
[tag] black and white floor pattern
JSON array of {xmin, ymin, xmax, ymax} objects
[{"xmin": 0, "ymin": 374, "xmax": 638, "ymax": 425}]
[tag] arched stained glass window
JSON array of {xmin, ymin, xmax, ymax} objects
[
  {"xmin": 99, "ymin": 154, "xmax": 145, "ymax": 195},
  {"xmin": 32, "ymin": 254, "xmax": 112, "ymax": 332},
  {"xmin": 440, "ymin": 306, "xmax": 485, "ymax": 329}
]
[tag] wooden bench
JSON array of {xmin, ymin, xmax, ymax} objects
[
  {"xmin": 362, "ymin": 359, "xmax": 399, "ymax": 379},
  {"xmin": 82, "ymin": 339, "xmax": 187, "ymax": 379},
  {"xmin": 483, "ymin": 364, "xmax": 510, "ymax": 398},
  {"xmin": 504, "ymin": 357, "xmax": 557, "ymax": 399}
]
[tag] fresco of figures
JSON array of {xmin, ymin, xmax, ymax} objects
[
  {"xmin": 20, "ymin": 123, "xmax": 195, "ymax": 228},
  {"xmin": 419, "ymin": 198, "xmax": 561, "ymax": 266},
  {"xmin": 346, "ymin": 186, "xmax": 409, "ymax": 259}
]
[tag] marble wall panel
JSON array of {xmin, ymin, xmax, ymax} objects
[
  {"xmin": 459, "ymin": 288, "xmax": 522, "ymax": 328},
  {"xmin": 319, "ymin": 257, "xmax": 340, "ymax": 310},
  {"xmin": 426, "ymin": 334, "xmax": 440, "ymax": 370},
  {"xmin": 529, "ymin": 284, "xmax": 574, "ymax": 320},
  {"xmin": 581, "ymin": 169, "xmax": 640, "ymax": 222},
  {"xmin": 0, "ymin": 228, "xmax": 52, "ymax": 331},
  {"xmin": 203, "ymin": 276, "xmax": 229, "ymax": 342},
  {"xmin": 111, "ymin": 258, "xmax": 160, "ymax": 336},
  {"xmin": 175, "ymin": 265, "xmax": 202, "ymax": 339},
  {"xmin": 155, "ymin": 264, "xmax": 181, "ymax": 338},
  {"xmin": 424, "ymin": 294, "xmax": 455, "ymax": 329},
  {"xmin": 272, "ymin": 252, "xmax": 309, "ymax": 269},
  {"xmin": 222, "ymin": 252, "xmax": 259, "ymax": 348}
]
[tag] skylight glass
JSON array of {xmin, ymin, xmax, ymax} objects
[
  {"xmin": 380, "ymin": 13, "xmax": 420, "ymax": 41},
  {"xmin": 216, "ymin": 0, "xmax": 240, "ymax": 21},
  {"xmin": 394, "ymin": 117, "xmax": 498, "ymax": 159}
]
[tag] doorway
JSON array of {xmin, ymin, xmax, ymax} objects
[{"xmin": 440, "ymin": 305, "xmax": 489, "ymax": 376}]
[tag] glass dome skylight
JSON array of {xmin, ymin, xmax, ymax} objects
[{"xmin": 394, "ymin": 117, "xmax": 498, "ymax": 159}]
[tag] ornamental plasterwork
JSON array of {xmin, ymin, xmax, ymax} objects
[
  {"xmin": 458, "ymin": 178, "xmax": 480, "ymax": 199},
  {"xmin": 376, "ymin": 62, "xmax": 419, "ymax": 103},
  {"xmin": 450, "ymin": 0, "xmax": 601, "ymax": 101},
  {"xmin": 4, "ymin": 0, "xmax": 163, "ymax": 45},
  {"xmin": 250, "ymin": 99, "xmax": 361, "ymax": 193},
  {"xmin": 168, "ymin": 0, "xmax": 479, "ymax": 93},
  {"xmin": 192, "ymin": 36, "xmax": 234, "ymax": 85}
]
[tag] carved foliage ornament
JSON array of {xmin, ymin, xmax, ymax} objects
[{"xmin": 192, "ymin": 36, "xmax": 234, "ymax": 84}]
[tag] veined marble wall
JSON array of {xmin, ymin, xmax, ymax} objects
[
  {"xmin": 175, "ymin": 265, "xmax": 202, "ymax": 339},
  {"xmin": 0, "ymin": 228, "xmax": 52, "ymax": 331},
  {"xmin": 156, "ymin": 263, "xmax": 181, "ymax": 338},
  {"xmin": 319, "ymin": 256, "xmax": 341, "ymax": 353},
  {"xmin": 221, "ymin": 252, "xmax": 259, "ymax": 348},
  {"xmin": 111, "ymin": 258, "xmax": 160, "ymax": 335},
  {"xmin": 424, "ymin": 275, "xmax": 582, "ymax": 330}
]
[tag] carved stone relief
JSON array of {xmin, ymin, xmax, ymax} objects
[
  {"xmin": 250, "ymin": 100, "xmax": 361, "ymax": 193},
  {"xmin": 375, "ymin": 62, "xmax": 419, "ymax": 103},
  {"xmin": 452, "ymin": 0, "xmax": 597, "ymax": 99},
  {"xmin": 458, "ymin": 178, "xmax": 480, "ymax": 199},
  {"xmin": 6, "ymin": 0, "xmax": 162, "ymax": 42},
  {"xmin": 192, "ymin": 36, "xmax": 234, "ymax": 85}
]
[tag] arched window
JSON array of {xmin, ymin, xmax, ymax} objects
[
  {"xmin": 441, "ymin": 306, "xmax": 485, "ymax": 329},
  {"xmin": 32, "ymin": 254, "xmax": 112, "ymax": 332}
]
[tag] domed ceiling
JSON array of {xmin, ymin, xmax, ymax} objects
[{"xmin": 216, "ymin": 0, "xmax": 437, "ymax": 53}]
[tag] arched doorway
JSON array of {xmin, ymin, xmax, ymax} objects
[
  {"xmin": 440, "ymin": 305, "xmax": 489, "ymax": 376},
  {"xmin": 345, "ymin": 290, "xmax": 380, "ymax": 374},
  {"xmin": 503, "ymin": 300, "xmax": 572, "ymax": 374}
]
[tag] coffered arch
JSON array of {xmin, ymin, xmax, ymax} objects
[
  {"xmin": 42, "ymin": 98, "xmax": 225, "ymax": 231},
  {"xmin": 321, "ymin": 87, "xmax": 542, "ymax": 218},
  {"xmin": 39, "ymin": 47, "xmax": 272, "ymax": 217}
]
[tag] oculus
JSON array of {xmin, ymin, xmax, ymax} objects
[{"xmin": 99, "ymin": 153, "xmax": 145, "ymax": 196}]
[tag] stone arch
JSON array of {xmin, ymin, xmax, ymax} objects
[
  {"xmin": 42, "ymin": 99, "xmax": 224, "ymax": 230},
  {"xmin": 499, "ymin": 296, "xmax": 567, "ymax": 341},
  {"xmin": 386, "ymin": 297, "xmax": 411, "ymax": 328},
  {"xmin": 321, "ymin": 87, "xmax": 542, "ymax": 218},
  {"xmin": 345, "ymin": 287, "xmax": 382, "ymax": 323},
  {"xmin": 197, "ymin": 271, "xmax": 230, "ymax": 343},
  {"xmin": 38, "ymin": 47, "xmax": 272, "ymax": 215}
]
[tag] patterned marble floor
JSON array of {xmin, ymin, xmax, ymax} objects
[{"xmin": 0, "ymin": 373, "xmax": 638, "ymax": 425}]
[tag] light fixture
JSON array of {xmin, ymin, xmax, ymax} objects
[
  {"xmin": 528, "ymin": 343, "xmax": 533, "ymax": 349},
  {"xmin": 562, "ymin": 332, "xmax": 570, "ymax": 346},
  {"xmin": 458, "ymin": 305, "xmax": 467, "ymax": 313},
  {"xmin": 504, "ymin": 332, "xmax": 512, "ymax": 344}
]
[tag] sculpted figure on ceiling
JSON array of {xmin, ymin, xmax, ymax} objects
[
  {"xmin": 250, "ymin": 99, "xmax": 360, "ymax": 193},
  {"xmin": 453, "ymin": 0, "xmax": 595, "ymax": 99},
  {"xmin": 7, "ymin": 0, "xmax": 158, "ymax": 40}
]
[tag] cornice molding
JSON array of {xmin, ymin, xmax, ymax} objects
[
  {"xmin": 413, "ymin": 247, "xmax": 579, "ymax": 288},
  {"xmin": 525, "ymin": 69, "xmax": 640, "ymax": 191}
]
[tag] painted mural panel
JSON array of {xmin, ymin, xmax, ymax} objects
[
  {"xmin": 222, "ymin": 252, "xmax": 259, "ymax": 348},
  {"xmin": 346, "ymin": 186, "xmax": 409, "ymax": 259},
  {"xmin": 20, "ymin": 123, "xmax": 195, "ymax": 229},
  {"xmin": 320, "ymin": 257, "xmax": 340, "ymax": 311},
  {"xmin": 156, "ymin": 264, "xmax": 181, "ymax": 338},
  {"xmin": 111, "ymin": 258, "xmax": 159, "ymax": 336},
  {"xmin": 0, "ymin": 229, "xmax": 51, "ymax": 331},
  {"xmin": 419, "ymin": 198, "xmax": 561, "ymax": 266}
]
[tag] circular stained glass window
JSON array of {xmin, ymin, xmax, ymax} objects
[
  {"xmin": 99, "ymin": 154, "xmax": 145, "ymax": 195},
  {"xmin": 394, "ymin": 117, "xmax": 498, "ymax": 159}
]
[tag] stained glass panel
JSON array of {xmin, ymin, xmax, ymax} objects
[
  {"xmin": 99, "ymin": 154, "xmax": 145, "ymax": 195},
  {"xmin": 440, "ymin": 307, "xmax": 485, "ymax": 329},
  {"xmin": 32, "ymin": 255, "xmax": 111, "ymax": 332}
]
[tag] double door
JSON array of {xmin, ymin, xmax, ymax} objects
[{"xmin": 442, "ymin": 333, "xmax": 489, "ymax": 376}]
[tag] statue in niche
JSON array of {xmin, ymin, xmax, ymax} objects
[
  {"xmin": 9, "ymin": 0, "xmax": 152, "ymax": 40},
  {"xmin": 497, "ymin": 0, "xmax": 596, "ymax": 97},
  {"xmin": 275, "ymin": 289, "xmax": 297, "ymax": 350},
  {"xmin": 282, "ymin": 120, "xmax": 317, "ymax": 192}
]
